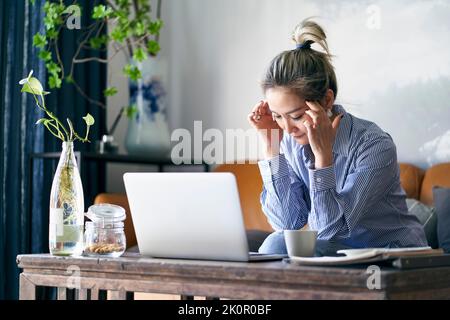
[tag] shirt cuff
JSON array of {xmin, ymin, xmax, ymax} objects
[
  {"xmin": 258, "ymin": 154, "xmax": 290, "ymax": 184},
  {"xmin": 309, "ymin": 165, "xmax": 336, "ymax": 191}
]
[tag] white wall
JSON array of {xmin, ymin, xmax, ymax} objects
[
  {"xmin": 106, "ymin": 0, "xmax": 450, "ymax": 192},
  {"xmin": 106, "ymin": 0, "xmax": 178, "ymax": 193}
]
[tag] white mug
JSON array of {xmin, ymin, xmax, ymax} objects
[{"xmin": 284, "ymin": 230, "xmax": 318, "ymax": 257}]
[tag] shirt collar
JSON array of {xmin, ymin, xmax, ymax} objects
[{"xmin": 332, "ymin": 104, "xmax": 350, "ymax": 156}]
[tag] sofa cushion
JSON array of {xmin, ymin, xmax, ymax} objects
[
  {"xmin": 399, "ymin": 163, "xmax": 424, "ymax": 200},
  {"xmin": 406, "ymin": 198, "xmax": 438, "ymax": 248},
  {"xmin": 433, "ymin": 187, "xmax": 450, "ymax": 253},
  {"xmin": 420, "ymin": 163, "xmax": 450, "ymax": 206}
]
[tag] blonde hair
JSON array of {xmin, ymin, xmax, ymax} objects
[{"xmin": 262, "ymin": 19, "xmax": 338, "ymax": 100}]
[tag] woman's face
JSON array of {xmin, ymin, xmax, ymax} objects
[{"xmin": 266, "ymin": 88, "xmax": 312, "ymax": 145}]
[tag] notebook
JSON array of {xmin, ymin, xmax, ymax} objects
[{"xmin": 286, "ymin": 247, "xmax": 445, "ymax": 268}]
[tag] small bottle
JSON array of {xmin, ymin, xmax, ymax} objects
[{"xmin": 84, "ymin": 203, "xmax": 126, "ymax": 257}]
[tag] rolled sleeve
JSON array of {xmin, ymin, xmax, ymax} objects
[
  {"xmin": 309, "ymin": 165, "xmax": 336, "ymax": 191},
  {"xmin": 257, "ymin": 153, "xmax": 309, "ymax": 230},
  {"xmin": 258, "ymin": 154, "xmax": 290, "ymax": 184}
]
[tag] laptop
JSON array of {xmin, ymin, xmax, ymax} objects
[{"xmin": 123, "ymin": 172, "xmax": 286, "ymax": 262}]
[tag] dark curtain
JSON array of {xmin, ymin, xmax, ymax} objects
[
  {"xmin": 0, "ymin": 0, "xmax": 46, "ymax": 300},
  {"xmin": 0, "ymin": 0, "xmax": 106, "ymax": 299},
  {"xmin": 36, "ymin": 0, "xmax": 107, "ymax": 255}
]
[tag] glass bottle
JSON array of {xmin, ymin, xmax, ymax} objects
[{"xmin": 49, "ymin": 141, "xmax": 84, "ymax": 256}]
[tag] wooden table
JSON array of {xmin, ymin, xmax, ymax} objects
[{"xmin": 16, "ymin": 253, "xmax": 450, "ymax": 300}]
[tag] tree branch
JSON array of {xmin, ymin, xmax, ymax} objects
[
  {"xmin": 71, "ymin": 80, "xmax": 106, "ymax": 109},
  {"xmin": 125, "ymin": 38, "xmax": 134, "ymax": 58},
  {"xmin": 155, "ymin": 0, "xmax": 162, "ymax": 43},
  {"xmin": 73, "ymin": 32, "xmax": 148, "ymax": 64},
  {"xmin": 74, "ymin": 32, "xmax": 145, "ymax": 65},
  {"xmin": 94, "ymin": 20, "xmax": 105, "ymax": 39},
  {"xmin": 54, "ymin": 36, "xmax": 65, "ymax": 78},
  {"xmin": 70, "ymin": 21, "xmax": 100, "ymax": 70},
  {"xmin": 133, "ymin": 0, "xmax": 139, "ymax": 19},
  {"xmin": 73, "ymin": 57, "xmax": 109, "ymax": 64},
  {"xmin": 69, "ymin": 20, "xmax": 102, "ymax": 78}
]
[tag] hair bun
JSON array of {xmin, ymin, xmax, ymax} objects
[{"xmin": 292, "ymin": 18, "xmax": 330, "ymax": 55}]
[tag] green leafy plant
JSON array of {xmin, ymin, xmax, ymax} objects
[
  {"xmin": 19, "ymin": 70, "xmax": 94, "ymax": 142},
  {"xmin": 31, "ymin": 0, "xmax": 163, "ymax": 112}
]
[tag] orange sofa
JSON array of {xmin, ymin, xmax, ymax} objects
[
  {"xmin": 95, "ymin": 162, "xmax": 450, "ymax": 249},
  {"xmin": 215, "ymin": 162, "xmax": 450, "ymax": 231}
]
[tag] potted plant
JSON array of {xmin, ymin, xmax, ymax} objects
[
  {"xmin": 32, "ymin": 0, "xmax": 170, "ymax": 157},
  {"xmin": 19, "ymin": 70, "xmax": 95, "ymax": 256}
]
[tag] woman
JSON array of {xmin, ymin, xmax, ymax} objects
[{"xmin": 248, "ymin": 19, "xmax": 427, "ymax": 255}]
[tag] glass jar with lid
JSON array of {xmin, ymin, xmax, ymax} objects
[{"xmin": 83, "ymin": 203, "xmax": 126, "ymax": 257}]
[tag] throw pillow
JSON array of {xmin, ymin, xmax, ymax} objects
[
  {"xmin": 433, "ymin": 187, "xmax": 450, "ymax": 253},
  {"xmin": 405, "ymin": 198, "xmax": 438, "ymax": 248}
]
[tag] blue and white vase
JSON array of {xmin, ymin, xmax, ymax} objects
[{"xmin": 125, "ymin": 56, "xmax": 171, "ymax": 159}]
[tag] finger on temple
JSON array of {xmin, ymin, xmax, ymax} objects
[
  {"xmin": 305, "ymin": 110, "xmax": 319, "ymax": 121},
  {"xmin": 305, "ymin": 100, "xmax": 321, "ymax": 111}
]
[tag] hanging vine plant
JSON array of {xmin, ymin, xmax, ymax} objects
[{"xmin": 31, "ymin": 0, "xmax": 163, "ymax": 113}]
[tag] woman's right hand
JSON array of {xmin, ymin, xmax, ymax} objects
[{"xmin": 247, "ymin": 100, "xmax": 283, "ymax": 159}]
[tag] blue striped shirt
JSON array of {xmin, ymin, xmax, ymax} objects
[{"xmin": 258, "ymin": 104, "xmax": 428, "ymax": 248}]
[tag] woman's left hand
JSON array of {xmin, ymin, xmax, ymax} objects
[{"xmin": 303, "ymin": 101, "xmax": 343, "ymax": 169}]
